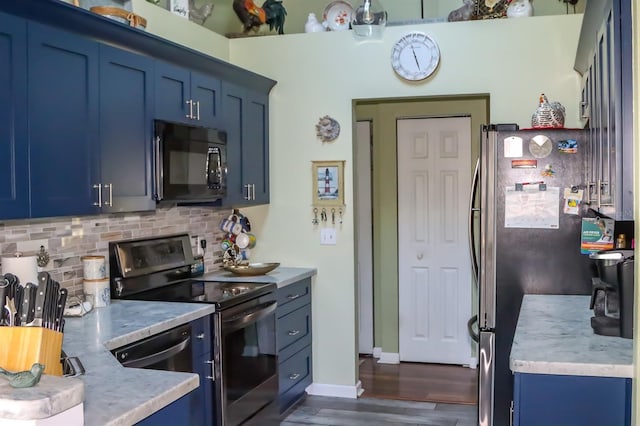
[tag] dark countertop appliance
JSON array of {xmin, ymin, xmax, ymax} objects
[
  {"xmin": 589, "ymin": 249, "xmax": 635, "ymax": 339},
  {"xmin": 473, "ymin": 126, "xmax": 595, "ymax": 426},
  {"xmin": 109, "ymin": 233, "xmax": 278, "ymax": 426}
]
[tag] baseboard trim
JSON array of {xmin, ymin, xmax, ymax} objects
[
  {"xmin": 467, "ymin": 357, "xmax": 478, "ymax": 369},
  {"xmin": 372, "ymin": 347, "xmax": 382, "ymax": 358},
  {"xmin": 378, "ymin": 352, "xmax": 400, "ymax": 364},
  {"xmin": 305, "ymin": 382, "xmax": 360, "ymax": 399}
]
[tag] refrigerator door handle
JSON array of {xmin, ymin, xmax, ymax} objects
[
  {"xmin": 478, "ymin": 331, "xmax": 495, "ymax": 426},
  {"xmin": 468, "ymin": 157, "xmax": 480, "ymax": 285},
  {"xmin": 479, "ymin": 128, "xmax": 497, "ymax": 330}
]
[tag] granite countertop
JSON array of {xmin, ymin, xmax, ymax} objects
[
  {"xmin": 510, "ymin": 294, "xmax": 633, "ymax": 378},
  {"xmin": 62, "ymin": 300, "xmax": 216, "ymax": 426},
  {"xmin": 0, "ymin": 267, "xmax": 315, "ymax": 424},
  {"xmin": 201, "ymin": 266, "xmax": 317, "ymax": 288}
]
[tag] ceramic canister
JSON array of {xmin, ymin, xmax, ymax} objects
[
  {"xmin": 83, "ymin": 278, "xmax": 111, "ymax": 308},
  {"xmin": 82, "ymin": 255, "xmax": 106, "ymax": 280}
]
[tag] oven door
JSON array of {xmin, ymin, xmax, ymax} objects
[{"xmin": 214, "ymin": 293, "xmax": 278, "ymax": 426}]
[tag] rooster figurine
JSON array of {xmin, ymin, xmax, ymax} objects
[
  {"xmin": 531, "ymin": 93, "xmax": 565, "ymax": 128},
  {"xmin": 233, "ymin": 0, "xmax": 287, "ymax": 34}
]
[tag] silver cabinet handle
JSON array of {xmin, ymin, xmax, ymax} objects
[
  {"xmin": 287, "ymin": 330, "xmax": 300, "ymax": 336},
  {"xmin": 287, "ymin": 294, "xmax": 300, "ymax": 300},
  {"xmin": 93, "ymin": 183, "xmax": 102, "ymax": 207},
  {"xmin": 205, "ymin": 359, "xmax": 215, "ymax": 381},
  {"xmin": 244, "ymin": 184, "xmax": 251, "ymax": 200},
  {"xmin": 196, "ymin": 101, "xmax": 200, "ymax": 121},
  {"xmin": 288, "ymin": 373, "xmax": 300, "ymax": 380},
  {"xmin": 196, "ymin": 333, "xmax": 205, "ymax": 339},
  {"xmin": 104, "ymin": 183, "xmax": 113, "ymax": 207},
  {"xmin": 252, "ymin": 184, "xmax": 256, "ymax": 200},
  {"xmin": 185, "ymin": 99, "xmax": 193, "ymax": 119}
]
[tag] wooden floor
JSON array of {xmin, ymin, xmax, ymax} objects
[
  {"xmin": 280, "ymin": 358, "xmax": 478, "ymax": 425},
  {"xmin": 358, "ymin": 357, "xmax": 478, "ymax": 405}
]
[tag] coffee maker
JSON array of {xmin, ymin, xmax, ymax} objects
[{"xmin": 589, "ymin": 249, "xmax": 635, "ymax": 339}]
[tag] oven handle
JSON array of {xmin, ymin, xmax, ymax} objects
[
  {"xmin": 121, "ymin": 336, "xmax": 191, "ymax": 369},
  {"xmin": 223, "ymin": 301, "xmax": 277, "ymax": 333}
]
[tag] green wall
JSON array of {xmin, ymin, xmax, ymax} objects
[{"xmin": 355, "ymin": 96, "xmax": 488, "ymax": 354}]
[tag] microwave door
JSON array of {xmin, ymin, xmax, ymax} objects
[{"xmin": 207, "ymin": 147, "xmax": 220, "ymax": 189}]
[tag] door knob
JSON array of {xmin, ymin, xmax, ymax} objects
[{"xmin": 417, "ymin": 253, "xmax": 424, "ymax": 260}]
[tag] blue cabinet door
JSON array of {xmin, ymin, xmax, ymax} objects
[
  {"xmin": 99, "ymin": 45, "xmax": 155, "ymax": 213},
  {"xmin": 135, "ymin": 390, "xmax": 195, "ymax": 426},
  {"xmin": 244, "ymin": 91, "xmax": 269, "ymax": 204},
  {"xmin": 155, "ymin": 62, "xmax": 221, "ymax": 128},
  {"xmin": 0, "ymin": 12, "xmax": 28, "ymax": 219},
  {"xmin": 513, "ymin": 373, "xmax": 631, "ymax": 426},
  {"xmin": 27, "ymin": 22, "xmax": 99, "ymax": 218},
  {"xmin": 190, "ymin": 71, "xmax": 221, "ymax": 129},
  {"xmin": 192, "ymin": 352, "xmax": 215, "ymax": 426},
  {"xmin": 221, "ymin": 81, "xmax": 246, "ymax": 206},
  {"xmin": 155, "ymin": 61, "xmax": 190, "ymax": 124},
  {"xmin": 221, "ymin": 82, "xmax": 270, "ymax": 207}
]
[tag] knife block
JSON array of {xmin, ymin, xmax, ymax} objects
[{"xmin": 0, "ymin": 327, "xmax": 63, "ymax": 376}]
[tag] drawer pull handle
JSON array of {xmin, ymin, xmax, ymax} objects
[
  {"xmin": 196, "ymin": 333, "xmax": 205, "ymax": 339},
  {"xmin": 205, "ymin": 360, "xmax": 215, "ymax": 381},
  {"xmin": 288, "ymin": 373, "xmax": 300, "ymax": 380},
  {"xmin": 288, "ymin": 330, "xmax": 300, "ymax": 336},
  {"xmin": 287, "ymin": 294, "xmax": 301, "ymax": 300}
]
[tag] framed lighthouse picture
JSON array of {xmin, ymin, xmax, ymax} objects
[{"xmin": 312, "ymin": 160, "xmax": 345, "ymax": 207}]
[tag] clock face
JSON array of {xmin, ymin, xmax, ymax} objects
[{"xmin": 390, "ymin": 32, "xmax": 440, "ymax": 81}]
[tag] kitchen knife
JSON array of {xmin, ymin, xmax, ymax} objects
[
  {"xmin": 55, "ymin": 288, "xmax": 68, "ymax": 332},
  {"xmin": 29, "ymin": 272, "xmax": 50, "ymax": 327},
  {"xmin": 0, "ymin": 278, "xmax": 8, "ymax": 326},
  {"xmin": 20, "ymin": 283, "xmax": 36, "ymax": 325},
  {"xmin": 45, "ymin": 280, "xmax": 60, "ymax": 330}
]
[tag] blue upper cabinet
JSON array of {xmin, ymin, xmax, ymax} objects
[
  {"xmin": 244, "ymin": 91, "xmax": 269, "ymax": 205},
  {"xmin": 221, "ymin": 82, "xmax": 270, "ymax": 207},
  {"xmin": 0, "ymin": 13, "xmax": 29, "ymax": 219},
  {"xmin": 98, "ymin": 45, "xmax": 155, "ymax": 213},
  {"xmin": 27, "ymin": 21, "xmax": 99, "ymax": 218},
  {"xmin": 155, "ymin": 61, "xmax": 221, "ymax": 129}
]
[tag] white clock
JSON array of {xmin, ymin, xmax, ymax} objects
[{"xmin": 390, "ymin": 32, "xmax": 440, "ymax": 81}]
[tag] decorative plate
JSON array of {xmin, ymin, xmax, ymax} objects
[
  {"xmin": 323, "ymin": 1, "xmax": 353, "ymax": 31},
  {"xmin": 223, "ymin": 262, "xmax": 280, "ymax": 276},
  {"xmin": 316, "ymin": 115, "xmax": 340, "ymax": 142}
]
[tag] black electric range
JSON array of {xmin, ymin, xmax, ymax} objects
[{"xmin": 108, "ymin": 233, "xmax": 279, "ymax": 426}]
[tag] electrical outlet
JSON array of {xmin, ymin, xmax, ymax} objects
[{"xmin": 320, "ymin": 228, "xmax": 337, "ymax": 245}]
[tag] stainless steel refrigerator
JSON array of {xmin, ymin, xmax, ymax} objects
[{"xmin": 472, "ymin": 125, "xmax": 594, "ymax": 426}]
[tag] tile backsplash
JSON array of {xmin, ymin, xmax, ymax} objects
[{"xmin": 0, "ymin": 205, "xmax": 229, "ymax": 297}]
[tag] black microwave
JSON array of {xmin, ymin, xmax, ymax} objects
[{"xmin": 154, "ymin": 120, "xmax": 227, "ymax": 203}]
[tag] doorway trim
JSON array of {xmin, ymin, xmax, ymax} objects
[{"xmin": 354, "ymin": 95, "xmax": 489, "ymax": 363}]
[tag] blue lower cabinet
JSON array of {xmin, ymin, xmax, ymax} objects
[
  {"xmin": 513, "ymin": 372, "xmax": 631, "ymax": 426},
  {"xmin": 135, "ymin": 390, "xmax": 195, "ymax": 426},
  {"xmin": 276, "ymin": 279, "xmax": 313, "ymax": 413}
]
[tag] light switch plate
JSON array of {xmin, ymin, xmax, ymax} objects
[{"xmin": 320, "ymin": 228, "xmax": 337, "ymax": 245}]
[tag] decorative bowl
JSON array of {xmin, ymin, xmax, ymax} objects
[{"xmin": 223, "ymin": 262, "xmax": 280, "ymax": 276}]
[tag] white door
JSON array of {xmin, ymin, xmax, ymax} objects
[
  {"xmin": 356, "ymin": 120, "xmax": 374, "ymax": 354},
  {"xmin": 398, "ymin": 116, "xmax": 472, "ymax": 365}
]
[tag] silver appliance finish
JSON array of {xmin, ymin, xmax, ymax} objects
[{"xmin": 472, "ymin": 125, "xmax": 593, "ymax": 426}]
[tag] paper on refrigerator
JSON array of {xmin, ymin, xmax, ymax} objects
[{"xmin": 504, "ymin": 186, "xmax": 560, "ymax": 229}]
